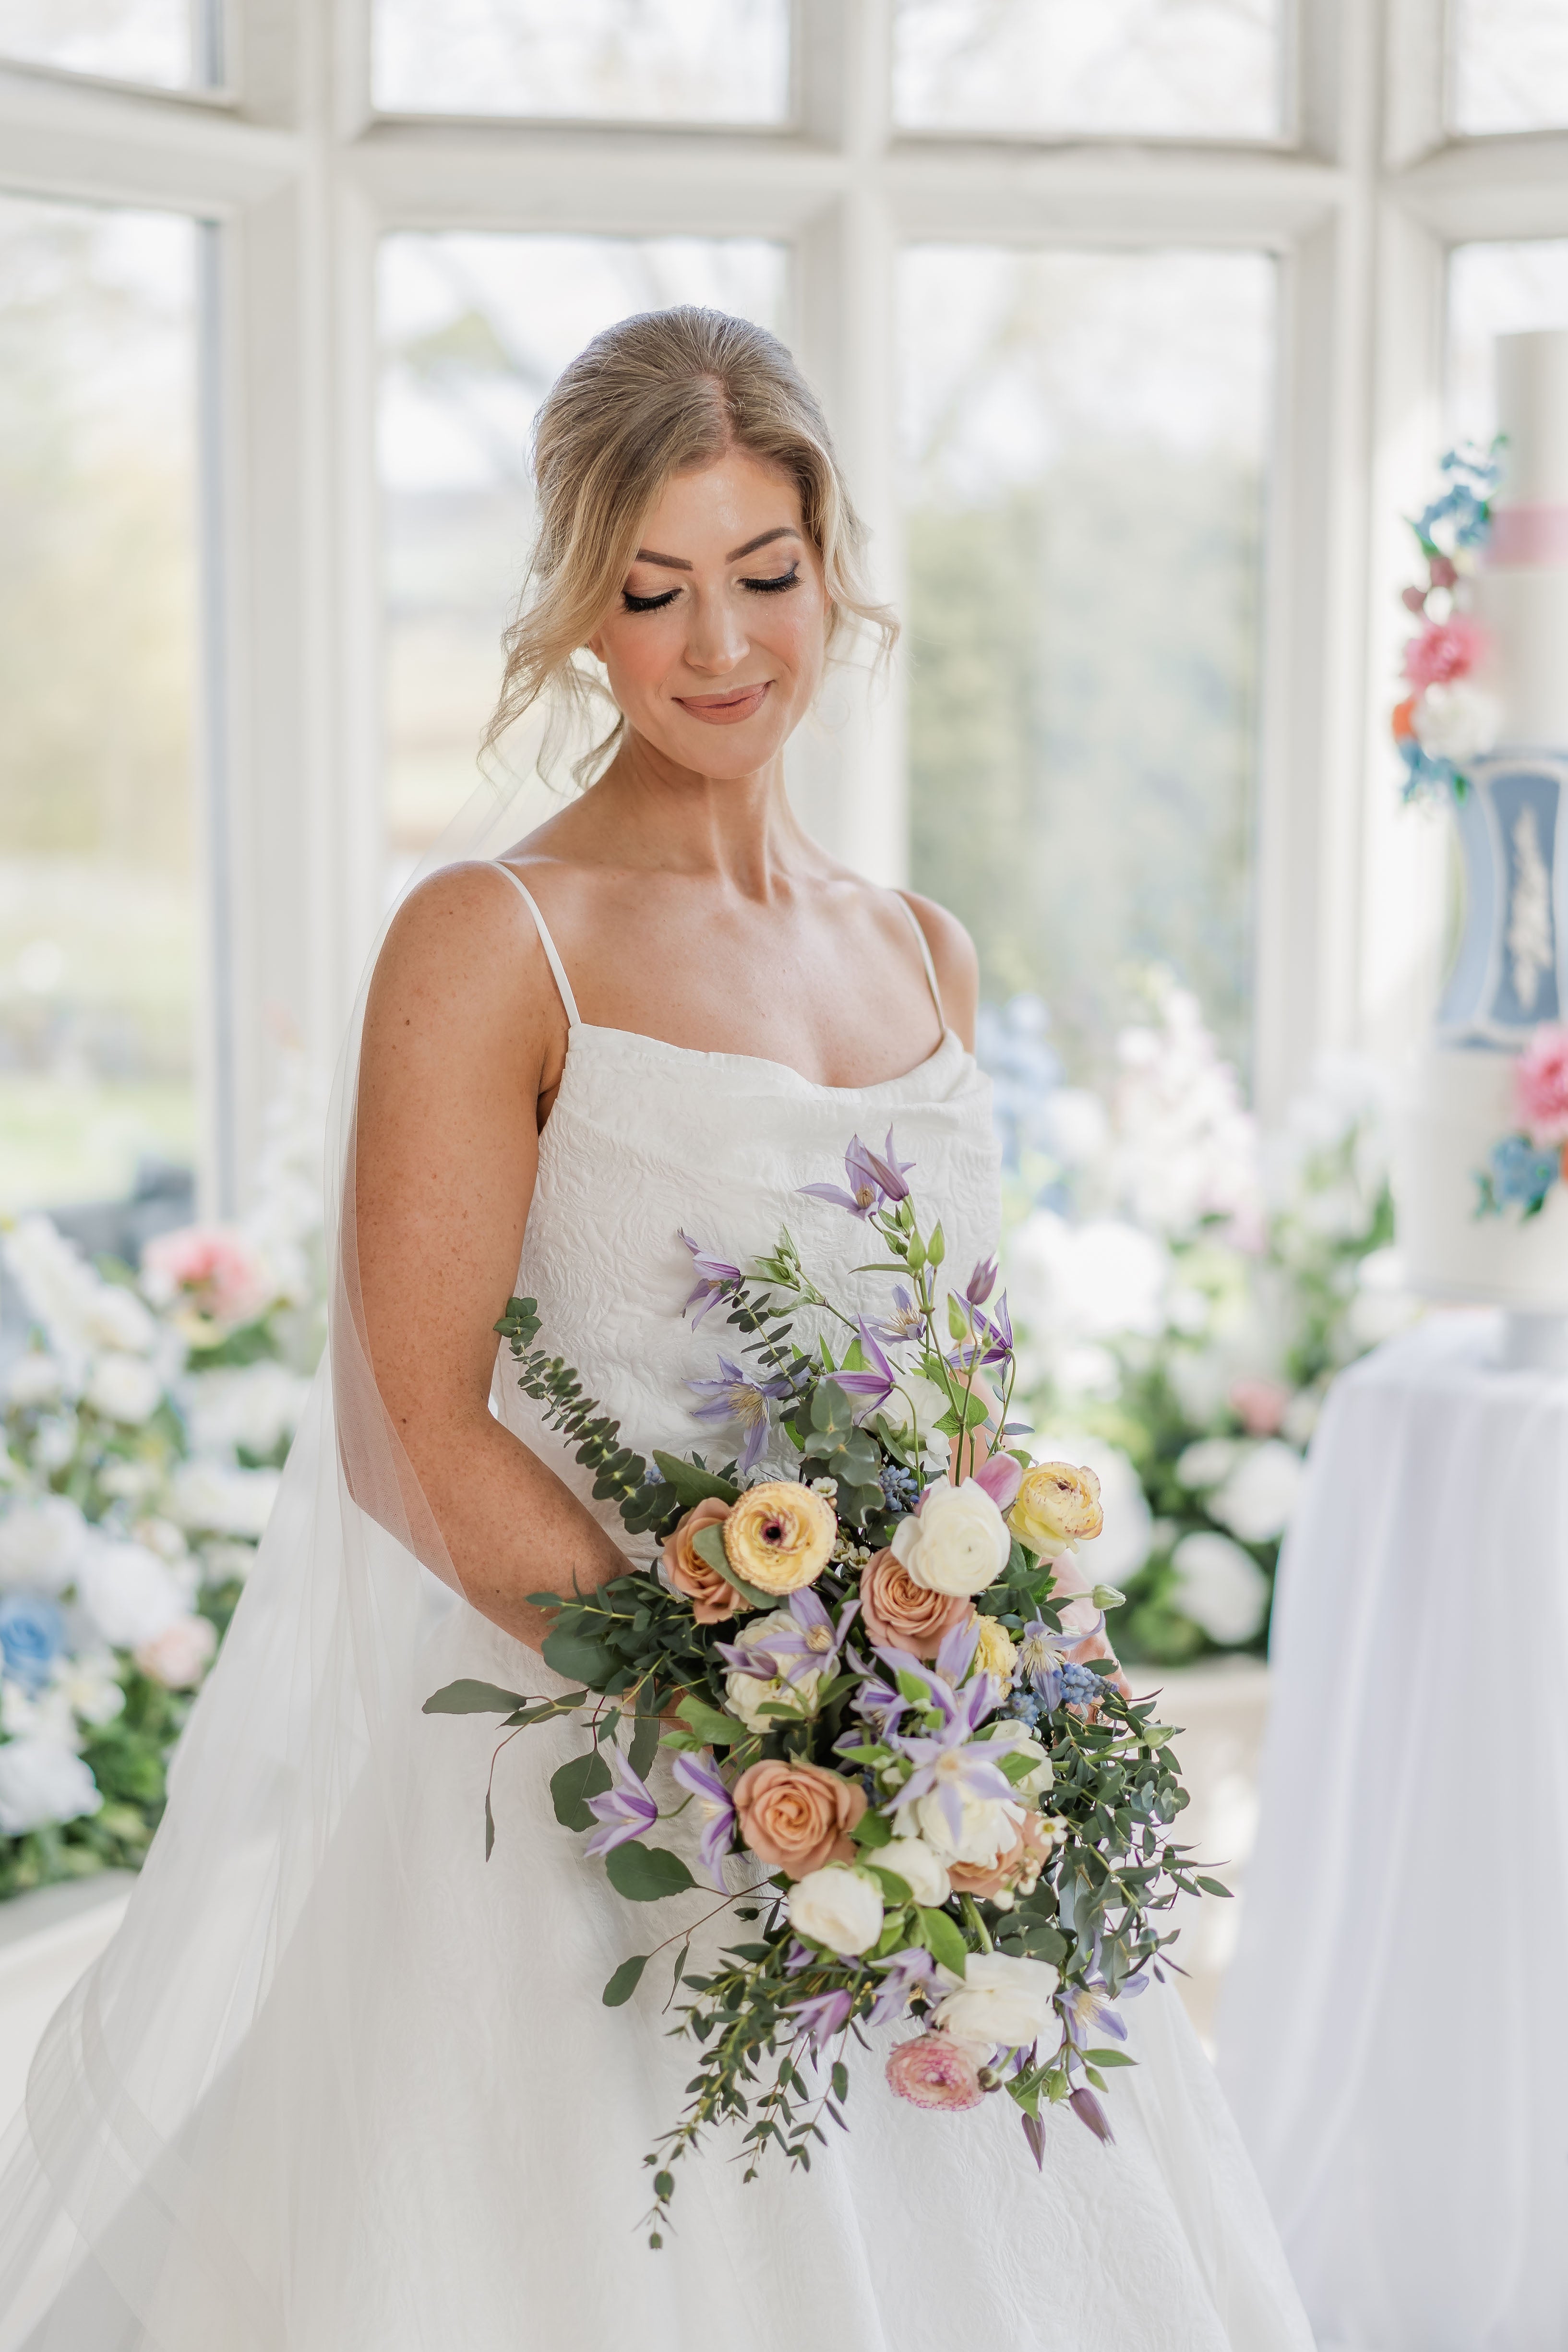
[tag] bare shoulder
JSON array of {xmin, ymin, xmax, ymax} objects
[
  {"xmin": 896, "ymin": 890, "xmax": 980, "ymax": 1044},
  {"xmin": 363, "ymin": 859, "xmax": 564, "ymax": 1068}
]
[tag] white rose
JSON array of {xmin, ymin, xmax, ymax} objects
[
  {"xmin": 933, "ymin": 1952, "xmax": 1063, "ymax": 2052},
  {"xmin": 1174, "ymin": 1437, "xmax": 1243, "ymax": 1492},
  {"xmin": 84, "ymin": 1352, "xmax": 164, "ymax": 1426},
  {"xmin": 787, "ymin": 1865, "xmax": 884, "ymax": 1956},
  {"xmin": 891, "ymin": 1478, "xmax": 1010, "ymax": 1597},
  {"xmin": 896, "ymin": 1787, "xmax": 1018, "ymax": 1868},
  {"xmin": 85, "ymin": 1284, "xmax": 158, "ymax": 1356},
  {"xmin": 1170, "ymin": 1530, "xmax": 1269, "ymax": 1646},
  {"xmin": 171, "ymin": 1462, "xmax": 280, "ymax": 1540},
  {"xmin": 877, "ymin": 1373, "xmax": 953, "ymax": 1455},
  {"xmin": 134, "ymin": 1614, "xmax": 217, "ymax": 1690},
  {"xmin": 181, "ymin": 1362, "xmax": 310, "ymax": 1461},
  {"xmin": 0, "ymin": 1495, "xmax": 91, "ymax": 1594},
  {"xmin": 978, "ymin": 1718, "xmax": 1053, "ymax": 1800},
  {"xmin": 6, "ymin": 1354, "xmax": 65, "ymax": 1409},
  {"xmin": 1209, "ymin": 1440, "xmax": 1303, "ymax": 1544},
  {"xmin": 75, "ymin": 1539, "xmax": 184, "ymax": 1649},
  {"xmin": 876, "ymin": 1836, "xmax": 952, "ymax": 1906},
  {"xmin": 0, "ymin": 1681, "xmax": 81, "ymax": 1749},
  {"xmin": 53, "ymin": 1652, "xmax": 126, "ymax": 1727},
  {"xmin": 722, "ymin": 1609, "xmax": 825, "ymax": 1734},
  {"xmin": 33, "ymin": 1415, "xmax": 79, "ymax": 1473},
  {"xmin": 1412, "ymin": 678, "xmax": 1501, "ymax": 763},
  {"xmin": 0, "ymin": 1739, "xmax": 101, "ymax": 1836}
]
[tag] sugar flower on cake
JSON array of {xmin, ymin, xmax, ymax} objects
[{"xmin": 1513, "ymin": 1025, "xmax": 1568, "ymax": 1150}]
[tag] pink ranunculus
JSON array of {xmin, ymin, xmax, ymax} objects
[
  {"xmin": 1402, "ymin": 615, "xmax": 1485, "ymax": 690},
  {"xmin": 885, "ymin": 2031, "xmax": 986, "ymax": 2112},
  {"xmin": 1228, "ymin": 1376, "xmax": 1292, "ymax": 1438},
  {"xmin": 1514, "ymin": 1025, "xmax": 1568, "ymax": 1148},
  {"xmin": 134, "ymin": 1613, "xmax": 217, "ymax": 1690},
  {"xmin": 142, "ymin": 1226, "xmax": 272, "ymax": 1327}
]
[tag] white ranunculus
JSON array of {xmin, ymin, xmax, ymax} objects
[
  {"xmin": 977, "ymin": 1718, "xmax": 1053, "ymax": 1800},
  {"xmin": 876, "ymin": 1836, "xmax": 952, "ymax": 1906},
  {"xmin": 75, "ymin": 1540, "xmax": 185, "ymax": 1650},
  {"xmin": 896, "ymin": 1787, "xmax": 1017, "ymax": 1869},
  {"xmin": 1209, "ymin": 1440, "xmax": 1304, "ymax": 1544},
  {"xmin": 878, "ymin": 1373, "xmax": 953, "ymax": 1455},
  {"xmin": 722, "ymin": 1609, "xmax": 825, "ymax": 1734},
  {"xmin": 1170, "ymin": 1530, "xmax": 1270, "ymax": 1646},
  {"xmin": 1174, "ymin": 1437, "xmax": 1244, "ymax": 1492},
  {"xmin": 84, "ymin": 1352, "xmax": 165, "ymax": 1427},
  {"xmin": 891, "ymin": 1478, "xmax": 1010, "ymax": 1597},
  {"xmin": 6, "ymin": 1354, "xmax": 66, "ymax": 1409},
  {"xmin": 0, "ymin": 1495, "xmax": 91, "ymax": 1595},
  {"xmin": 170, "ymin": 1462, "xmax": 281, "ymax": 1540},
  {"xmin": 1412, "ymin": 678, "xmax": 1501, "ymax": 763},
  {"xmin": 181, "ymin": 1361, "xmax": 311, "ymax": 1461},
  {"xmin": 0, "ymin": 1739, "xmax": 101, "ymax": 1835},
  {"xmin": 933, "ymin": 1952, "xmax": 1063, "ymax": 2052},
  {"xmin": 787, "ymin": 1865, "xmax": 884, "ymax": 1956}
]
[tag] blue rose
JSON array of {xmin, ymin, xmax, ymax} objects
[
  {"xmin": 1490, "ymin": 1133, "xmax": 1559, "ymax": 1210},
  {"xmin": 0, "ymin": 1592, "xmax": 67, "ymax": 1694}
]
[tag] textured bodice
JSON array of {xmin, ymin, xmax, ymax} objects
[{"xmin": 491, "ymin": 1021, "xmax": 1001, "ymax": 1548}]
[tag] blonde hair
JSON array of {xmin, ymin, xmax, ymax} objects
[{"xmin": 484, "ymin": 306, "xmax": 898, "ymax": 778}]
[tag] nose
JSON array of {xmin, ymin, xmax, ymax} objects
[{"xmin": 682, "ymin": 586, "xmax": 749, "ymax": 677}]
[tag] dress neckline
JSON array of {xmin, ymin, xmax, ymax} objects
[{"xmin": 561, "ymin": 1020, "xmax": 965, "ymax": 1099}]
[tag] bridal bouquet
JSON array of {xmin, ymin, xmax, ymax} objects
[{"xmin": 428, "ymin": 1133, "xmax": 1210, "ymax": 2245}]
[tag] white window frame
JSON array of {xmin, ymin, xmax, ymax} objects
[{"xmin": 2, "ymin": 0, "xmax": 1566, "ymax": 1198}]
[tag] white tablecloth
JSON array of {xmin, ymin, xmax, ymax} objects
[{"xmin": 1217, "ymin": 1312, "xmax": 1568, "ymax": 2352}]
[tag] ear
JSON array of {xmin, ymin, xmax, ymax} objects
[{"xmin": 585, "ymin": 629, "xmax": 605, "ymax": 662}]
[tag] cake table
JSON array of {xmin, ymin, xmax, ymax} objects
[{"xmin": 1216, "ymin": 1310, "xmax": 1568, "ymax": 2352}]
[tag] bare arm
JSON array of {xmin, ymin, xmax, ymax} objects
[
  {"xmin": 352, "ymin": 862, "xmax": 629, "ymax": 1651},
  {"xmin": 900, "ymin": 891, "xmax": 980, "ymax": 1053}
]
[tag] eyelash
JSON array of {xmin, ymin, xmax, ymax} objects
[{"xmin": 621, "ymin": 563, "xmax": 800, "ymax": 615}]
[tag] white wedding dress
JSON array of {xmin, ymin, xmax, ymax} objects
[{"xmin": 0, "ymin": 872, "xmax": 1313, "ymax": 2352}]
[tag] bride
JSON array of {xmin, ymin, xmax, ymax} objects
[{"xmin": 0, "ymin": 308, "xmax": 1311, "ymax": 2351}]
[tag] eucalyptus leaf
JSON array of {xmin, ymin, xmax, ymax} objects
[
  {"xmin": 422, "ymin": 1679, "xmax": 528, "ymax": 1716},
  {"xmin": 550, "ymin": 1748, "xmax": 611, "ymax": 1831},
  {"xmin": 675, "ymin": 1694, "xmax": 748, "ymax": 1747},
  {"xmin": 629, "ymin": 1710, "xmax": 660, "ymax": 1781},
  {"xmin": 540, "ymin": 1628, "xmax": 615, "ymax": 1686},
  {"xmin": 601, "ymin": 1953, "xmax": 650, "ymax": 2006},
  {"xmin": 605, "ymin": 1842, "xmax": 697, "ymax": 1902},
  {"xmin": 651, "ymin": 1450, "xmax": 741, "ymax": 1509}
]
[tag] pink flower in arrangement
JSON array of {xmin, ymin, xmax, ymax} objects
[
  {"xmin": 1228, "ymin": 1377, "xmax": 1292, "ymax": 1438},
  {"xmin": 1513, "ymin": 1025, "xmax": 1568, "ymax": 1149},
  {"xmin": 885, "ymin": 2032, "xmax": 986, "ymax": 2112},
  {"xmin": 1402, "ymin": 615, "xmax": 1485, "ymax": 690},
  {"xmin": 142, "ymin": 1226, "xmax": 272, "ymax": 1327}
]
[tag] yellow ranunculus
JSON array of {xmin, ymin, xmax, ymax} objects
[
  {"xmin": 723, "ymin": 1481, "xmax": 836, "ymax": 1594},
  {"xmin": 970, "ymin": 1615, "xmax": 1017, "ymax": 1681},
  {"xmin": 1008, "ymin": 1462, "xmax": 1103, "ymax": 1561}
]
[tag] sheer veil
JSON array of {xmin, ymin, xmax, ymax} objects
[{"xmin": 0, "ymin": 755, "xmax": 571, "ymax": 2350}]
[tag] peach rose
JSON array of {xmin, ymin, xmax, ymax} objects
[
  {"xmin": 859, "ymin": 1548, "xmax": 973, "ymax": 1659},
  {"xmin": 733, "ymin": 1758, "xmax": 867, "ymax": 1879},
  {"xmin": 662, "ymin": 1496, "xmax": 751, "ymax": 1624},
  {"xmin": 948, "ymin": 1807, "xmax": 1059, "ymax": 1901},
  {"xmin": 723, "ymin": 1481, "xmax": 835, "ymax": 1595}
]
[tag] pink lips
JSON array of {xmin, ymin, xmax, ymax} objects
[{"xmin": 674, "ymin": 682, "xmax": 772, "ymax": 726}]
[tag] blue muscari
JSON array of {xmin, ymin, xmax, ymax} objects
[{"xmin": 878, "ymin": 1463, "xmax": 920, "ymax": 1515}]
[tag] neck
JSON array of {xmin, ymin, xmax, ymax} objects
[{"xmin": 586, "ymin": 729, "xmax": 814, "ymax": 895}]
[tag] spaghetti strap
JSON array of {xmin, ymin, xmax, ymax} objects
[
  {"xmin": 492, "ymin": 862, "xmax": 582, "ymax": 1028},
  {"xmin": 895, "ymin": 892, "xmax": 945, "ymax": 1027}
]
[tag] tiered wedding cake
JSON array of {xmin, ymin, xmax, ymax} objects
[{"xmin": 1398, "ymin": 329, "xmax": 1568, "ymax": 1311}]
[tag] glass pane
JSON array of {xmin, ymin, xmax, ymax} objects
[
  {"xmin": 893, "ymin": 0, "xmax": 1283, "ymax": 139},
  {"xmin": 379, "ymin": 234, "xmax": 788, "ymax": 884},
  {"xmin": 0, "ymin": 197, "xmax": 200, "ymax": 1214},
  {"xmin": 901, "ymin": 246, "xmax": 1274, "ymax": 1080},
  {"xmin": 1450, "ymin": 0, "xmax": 1568, "ymax": 134},
  {"xmin": 0, "ymin": 0, "xmax": 211, "ymax": 88},
  {"xmin": 373, "ymin": 0, "xmax": 790, "ymax": 123},
  {"xmin": 1448, "ymin": 239, "xmax": 1568, "ymax": 439}
]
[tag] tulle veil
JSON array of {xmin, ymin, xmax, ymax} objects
[{"xmin": 0, "ymin": 749, "xmax": 571, "ymax": 2349}]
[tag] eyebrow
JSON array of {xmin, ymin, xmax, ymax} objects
[{"xmin": 630, "ymin": 526, "xmax": 802, "ymax": 573}]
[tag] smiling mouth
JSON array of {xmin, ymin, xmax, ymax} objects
[{"xmin": 674, "ymin": 682, "xmax": 772, "ymax": 725}]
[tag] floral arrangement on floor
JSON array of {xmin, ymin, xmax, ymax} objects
[
  {"xmin": 1389, "ymin": 441, "xmax": 1503, "ymax": 804},
  {"xmin": 0, "ymin": 1057, "xmax": 324, "ymax": 1896},
  {"xmin": 1476, "ymin": 1023, "xmax": 1568, "ymax": 1220},
  {"xmin": 983, "ymin": 975, "xmax": 1414, "ymax": 1665},
  {"xmin": 428, "ymin": 1135, "xmax": 1212, "ymax": 2245}
]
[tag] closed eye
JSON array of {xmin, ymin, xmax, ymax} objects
[
  {"xmin": 622, "ymin": 585, "xmax": 681, "ymax": 613},
  {"xmin": 742, "ymin": 564, "xmax": 799, "ymax": 595}
]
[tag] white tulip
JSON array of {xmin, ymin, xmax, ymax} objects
[
  {"xmin": 0, "ymin": 1739, "xmax": 101, "ymax": 1836},
  {"xmin": 933, "ymin": 1952, "xmax": 1063, "ymax": 2052},
  {"xmin": 787, "ymin": 1865, "xmax": 884, "ymax": 1956},
  {"xmin": 876, "ymin": 1836, "xmax": 951, "ymax": 1906},
  {"xmin": 891, "ymin": 1477, "xmax": 1010, "ymax": 1597}
]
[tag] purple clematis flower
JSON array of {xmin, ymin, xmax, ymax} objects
[
  {"xmin": 966, "ymin": 1254, "xmax": 999, "ymax": 1307},
  {"xmin": 867, "ymin": 1945, "xmax": 942, "ymax": 2028},
  {"xmin": 833, "ymin": 1320, "xmax": 899, "ymax": 1414},
  {"xmin": 800, "ymin": 1129, "xmax": 915, "ymax": 1220},
  {"xmin": 687, "ymin": 1356, "xmax": 790, "ymax": 1476},
  {"xmin": 789, "ymin": 1987, "xmax": 854, "ymax": 2052},
  {"xmin": 670, "ymin": 1751, "xmax": 737, "ymax": 1885},
  {"xmin": 679, "ymin": 1230, "xmax": 742, "ymax": 1327},
  {"xmin": 950, "ymin": 1290, "xmax": 1015, "ymax": 1374},
  {"xmin": 714, "ymin": 1586, "xmax": 860, "ymax": 1688},
  {"xmin": 583, "ymin": 1744, "xmax": 659, "ymax": 1859},
  {"xmin": 885, "ymin": 1659, "xmax": 1014, "ymax": 1847},
  {"xmin": 1061, "ymin": 1979, "xmax": 1128, "ymax": 2050},
  {"xmin": 845, "ymin": 1653, "xmax": 909, "ymax": 1740},
  {"xmin": 866, "ymin": 1284, "xmax": 925, "ymax": 1345}
]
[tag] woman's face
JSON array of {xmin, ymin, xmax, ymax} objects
[{"xmin": 587, "ymin": 449, "xmax": 829, "ymax": 778}]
